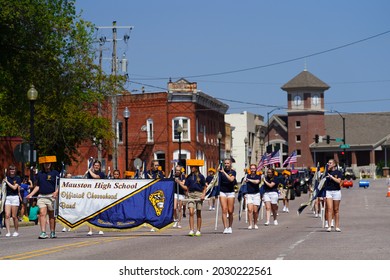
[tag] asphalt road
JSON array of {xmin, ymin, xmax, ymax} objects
[{"xmin": 1, "ymin": 178, "xmax": 390, "ymax": 260}]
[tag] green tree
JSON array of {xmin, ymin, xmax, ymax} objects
[{"xmin": 0, "ymin": 0, "xmax": 122, "ymax": 165}]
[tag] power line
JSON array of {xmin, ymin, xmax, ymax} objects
[{"xmin": 129, "ymin": 29, "xmax": 390, "ymax": 80}]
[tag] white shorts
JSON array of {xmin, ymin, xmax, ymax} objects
[
  {"xmin": 219, "ymin": 191, "xmax": 235, "ymax": 198},
  {"xmin": 174, "ymin": 193, "xmax": 185, "ymax": 200},
  {"xmin": 263, "ymin": 192, "xmax": 279, "ymax": 204},
  {"xmin": 5, "ymin": 195, "xmax": 20, "ymax": 207},
  {"xmin": 246, "ymin": 193, "xmax": 261, "ymax": 206},
  {"xmin": 326, "ymin": 190, "xmax": 341, "ymax": 200}
]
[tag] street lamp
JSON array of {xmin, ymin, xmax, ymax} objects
[
  {"xmin": 177, "ymin": 124, "xmax": 183, "ymax": 166},
  {"xmin": 244, "ymin": 137, "xmax": 248, "ymax": 168},
  {"xmin": 267, "ymin": 107, "xmax": 282, "ymax": 153},
  {"xmin": 333, "ymin": 110, "xmax": 346, "ymax": 169},
  {"xmin": 27, "ymin": 85, "xmax": 38, "ymax": 181},
  {"xmin": 123, "ymin": 107, "xmax": 130, "ymax": 172},
  {"xmin": 217, "ymin": 131, "xmax": 222, "ymax": 166}
]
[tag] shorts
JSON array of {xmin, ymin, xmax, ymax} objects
[
  {"xmin": 37, "ymin": 194, "xmax": 55, "ymax": 211},
  {"xmin": 263, "ymin": 192, "xmax": 279, "ymax": 204},
  {"xmin": 174, "ymin": 193, "xmax": 185, "ymax": 200},
  {"xmin": 326, "ymin": 190, "xmax": 341, "ymax": 200},
  {"xmin": 5, "ymin": 195, "xmax": 20, "ymax": 207},
  {"xmin": 219, "ymin": 191, "xmax": 235, "ymax": 198},
  {"xmin": 246, "ymin": 193, "xmax": 261, "ymax": 206},
  {"xmin": 187, "ymin": 192, "xmax": 203, "ymax": 210}
]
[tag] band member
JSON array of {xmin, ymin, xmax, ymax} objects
[
  {"xmin": 86, "ymin": 160, "xmax": 105, "ymax": 236},
  {"xmin": 146, "ymin": 160, "xmax": 165, "ymax": 179},
  {"xmin": 262, "ymin": 168, "xmax": 279, "ymax": 226},
  {"xmin": 206, "ymin": 168, "xmax": 216, "ymax": 210},
  {"xmin": 3, "ymin": 165, "xmax": 22, "ymax": 237},
  {"xmin": 245, "ymin": 164, "xmax": 261, "ymax": 229},
  {"xmin": 218, "ymin": 158, "xmax": 237, "ymax": 234},
  {"xmin": 184, "ymin": 164, "xmax": 206, "ymax": 236},
  {"xmin": 325, "ymin": 159, "xmax": 343, "ymax": 232},
  {"xmin": 173, "ymin": 165, "xmax": 187, "ymax": 229},
  {"xmin": 27, "ymin": 160, "xmax": 59, "ymax": 239}
]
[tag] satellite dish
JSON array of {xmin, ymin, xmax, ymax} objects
[
  {"xmin": 134, "ymin": 158, "xmax": 142, "ymax": 169},
  {"xmin": 141, "ymin": 125, "xmax": 147, "ymax": 131}
]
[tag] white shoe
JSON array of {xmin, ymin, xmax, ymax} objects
[
  {"xmin": 315, "ymin": 213, "xmax": 319, "ymax": 218},
  {"xmin": 223, "ymin": 228, "xmax": 229, "ymax": 234},
  {"xmin": 87, "ymin": 231, "xmax": 93, "ymax": 236},
  {"xmin": 188, "ymin": 230, "xmax": 194, "ymax": 236},
  {"xmin": 248, "ymin": 225, "xmax": 252, "ymax": 230},
  {"xmin": 324, "ymin": 221, "xmax": 329, "ymax": 228},
  {"xmin": 5, "ymin": 232, "xmax": 11, "ymax": 237},
  {"xmin": 62, "ymin": 227, "xmax": 67, "ymax": 232},
  {"xmin": 98, "ymin": 231, "xmax": 104, "ymax": 235},
  {"xmin": 274, "ymin": 220, "xmax": 278, "ymax": 226},
  {"xmin": 195, "ymin": 231, "xmax": 201, "ymax": 236},
  {"xmin": 254, "ymin": 224, "xmax": 259, "ymax": 229},
  {"xmin": 68, "ymin": 228, "xmax": 71, "ymax": 232},
  {"xmin": 286, "ymin": 208, "xmax": 289, "ymax": 213},
  {"xmin": 150, "ymin": 228, "xmax": 155, "ymax": 232},
  {"xmin": 12, "ymin": 232, "xmax": 19, "ymax": 237},
  {"xmin": 209, "ymin": 206, "xmax": 212, "ymax": 211},
  {"xmin": 177, "ymin": 224, "xmax": 182, "ymax": 229},
  {"xmin": 331, "ymin": 220, "xmax": 335, "ymax": 227},
  {"xmin": 282, "ymin": 206, "xmax": 286, "ymax": 212},
  {"xmin": 212, "ymin": 207, "xmax": 215, "ymax": 211},
  {"xmin": 173, "ymin": 222, "xmax": 178, "ymax": 228},
  {"xmin": 327, "ymin": 227, "xmax": 332, "ymax": 232},
  {"xmin": 227, "ymin": 227, "xmax": 232, "ymax": 234},
  {"xmin": 264, "ymin": 221, "xmax": 269, "ymax": 226}
]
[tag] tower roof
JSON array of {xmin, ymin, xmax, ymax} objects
[{"xmin": 281, "ymin": 70, "xmax": 330, "ymax": 91}]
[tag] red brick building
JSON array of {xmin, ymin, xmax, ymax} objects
[{"xmin": 70, "ymin": 79, "xmax": 228, "ymax": 176}]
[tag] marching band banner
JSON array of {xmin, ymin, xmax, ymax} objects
[{"xmin": 57, "ymin": 178, "xmax": 174, "ymax": 230}]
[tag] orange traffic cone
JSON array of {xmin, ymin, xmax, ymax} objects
[{"xmin": 386, "ymin": 186, "xmax": 390, "ymax": 197}]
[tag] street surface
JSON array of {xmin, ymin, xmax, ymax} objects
[{"xmin": 1, "ymin": 178, "xmax": 389, "ymax": 260}]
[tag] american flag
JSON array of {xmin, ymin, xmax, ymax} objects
[
  {"xmin": 268, "ymin": 150, "xmax": 281, "ymax": 166},
  {"xmin": 282, "ymin": 150, "xmax": 297, "ymax": 167},
  {"xmin": 257, "ymin": 153, "xmax": 269, "ymax": 171}
]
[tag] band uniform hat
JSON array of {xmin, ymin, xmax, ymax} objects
[
  {"xmin": 282, "ymin": 170, "xmax": 291, "ymax": 176},
  {"xmin": 208, "ymin": 168, "xmax": 216, "ymax": 173},
  {"xmin": 124, "ymin": 171, "xmax": 135, "ymax": 177},
  {"xmin": 38, "ymin": 156, "xmax": 57, "ymax": 164},
  {"xmin": 186, "ymin": 159, "xmax": 204, "ymax": 167}
]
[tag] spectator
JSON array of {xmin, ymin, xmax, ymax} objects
[{"xmin": 28, "ymin": 199, "xmax": 39, "ymax": 225}]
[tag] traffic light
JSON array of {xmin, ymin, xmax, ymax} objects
[
  {"xmin": 314, "ymin": 134, "xmax": 319, "ymax": 143},
  {"xmin": 341, "ymin": 151, "xmax": 345, "ymax": 155},
  {"xmin": 326, "ymin": 135, "xmax": 330, "ymax": 144}
]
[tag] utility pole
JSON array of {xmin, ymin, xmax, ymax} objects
[{"xmin": 96, "ymin": 21, "xmax": 133, "ymax": 170}]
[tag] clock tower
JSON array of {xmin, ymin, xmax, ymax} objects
[{"xmin": 281, "ymin": 69, "xmax": 330, "ymax": 167}]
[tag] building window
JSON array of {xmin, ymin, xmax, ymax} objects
[
  {"xmin": 296, "ymin": 121, "xmax": 301, "ymax": 128},
  {"xmin": 155, "ymin": 151, "xmax": 166, "ymax": 173},
  {"xmin": 117, "ymin": 121, "xmax": 123, "ymax": 143},
  {"xmin": 173, "ymin": 117, "xmax": 190, "ymax": 141},
  {"xmin": 296, "ymin": 135, "xmax": 301, "ymax": 143},
  {"xmin": 297, "ymin": 149, "xmax": 301, "ymax": 156},
  {"xmin": 147, "ymin": 119, "xmax": 154, "ymax": 143}
]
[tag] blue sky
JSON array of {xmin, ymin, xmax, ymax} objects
[{"xmin": 76, "ymin": 0, "xmax": 390, "ymax": 118}]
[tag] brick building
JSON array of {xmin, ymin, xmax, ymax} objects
[{"xmin": 70, "ymin": 79, "xmax": 229, "ymax": 176}]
